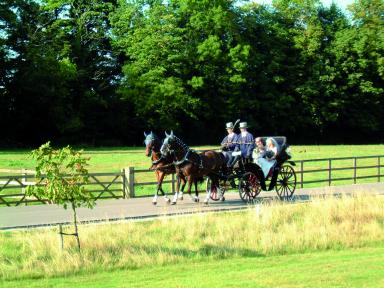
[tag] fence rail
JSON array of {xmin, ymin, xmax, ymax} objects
[
  {"xmin": 0, "ymin": 171, "xmax": 126, "ymax": 207},
  {"xmin": 0, "ymin": 155, "xmax": 383, "ymax": 206}
]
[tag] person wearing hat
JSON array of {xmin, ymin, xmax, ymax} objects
[
  {"xmin": 221, "ymin": 122, "xmax": 239, "ymax": 168},
  {"xmin": 238, "ymin": 122, "xmax": 255, "ymax": 162}
]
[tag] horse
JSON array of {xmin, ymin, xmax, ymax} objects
[
  {"xmin": 160, "ymin": 131, "xmax": 226, "ymax": 205},
  {"xmin": 144, "ymin": 131, "xmax": 186, "ymax": 205}
]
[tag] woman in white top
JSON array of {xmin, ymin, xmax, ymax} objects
[{"xmin": 254, "ymin": 137, "xmax": 279, "ymax": 178}]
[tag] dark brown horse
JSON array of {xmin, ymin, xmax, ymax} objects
[
  {"xmin": 144, "ymin": 132, "xmax": 186, "ymax": 205},
  {"xmin": 160, "ymin": 131, "xmax": 226, "ymax": 204}
]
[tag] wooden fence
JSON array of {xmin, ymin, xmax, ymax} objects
[
  {"xmin": 128, "ymin": 155, "xmax": 384, "ymax": 197},
  {"xmin": 0, "ymin": 169, "xmax": 126, "ymax": 207},
  {"xmin": 297, "ymin": 155, "xmax": 383, "ymax": 188},
  {"xmin": 0, "ymin": 155, "xmax": 383, "ymax": 206}
]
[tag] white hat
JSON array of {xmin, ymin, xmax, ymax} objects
[
  {"xmin": 239, "ymin": 122, "xmax": 248, "ymax": 129},
  {"xmin": 225, "ymin": 122, "xmax": 234, "ymax": 129}
]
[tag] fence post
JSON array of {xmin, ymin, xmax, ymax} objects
[
  {"xmin": 21, "ymin": 169, "xmax": 27, "ymax": 205},
  {"xmin": 378, "ymin": 156, "xmax": 381, "ymax": 182},
  {"xmin": 121, "ymin": 168, "xmax": 127, "ymax": 198},
  {"xmin": 171, "ymin": 173, "xmax": 175, "ymax": 194},
  {"xmin": 300, "ymin": 161, "xmax": 304, "ymax": 188},
  {"xmin": 328, "ymin": 159, "xmax": 332, "ymax": 186},
  {"xmin": 353, "ymin": 158, "xmax": 357, "ymax": 184},
  {"xmin": 128, "ymin": 167, "xmax": 135, "ymax": 198},
  {"xmin": 59, "ymin": 225, "xmax": 64, "ymax": 250}
]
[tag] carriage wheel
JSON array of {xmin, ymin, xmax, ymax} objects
[
  {"xmin": 275, "ymin": 165, "xmax": 296, "ymax": 201},
  {"xmin": 238, "ymin": 172, "xmax": 261, "ymax": 203},
  {"xmin": 206, "ymin": 178, "xmax": 223, "ymax": 201}
]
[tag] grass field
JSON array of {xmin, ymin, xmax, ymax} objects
[
  {"xmin": 1, "ymin": 145, "xmax": 383, "ymax": 172},
  {"xmin": 1, "ymin": 246, "xmax": 383, "ymax": 287},
  {"xmin": 1, "ymin": 194, "xmax": 383, "ymax": 286}
]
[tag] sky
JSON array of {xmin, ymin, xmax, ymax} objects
[{"xmin": 252, "ymin": 0, "xmax": 355, "ymax": 11}]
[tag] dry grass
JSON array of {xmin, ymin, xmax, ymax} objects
[{"xmin": 1, "ymin": 193, "xmax": 384, "ymax": 280}]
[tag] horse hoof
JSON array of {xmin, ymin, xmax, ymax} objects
[
  {"xmin": 178, "ymin": 196, "xmax": 183, "ymax": 201},
  {"xmin": 204, "ymin": 200, "xmax": 209, "ymax": 205},
  {"xmin": 171, "ymin": 202, "xmax": 177, "ymax": 205},
  {"xmin": 152, "ymin": 202, "xmax": 157, "ymax": 205},
  {"xmin": 165, "ymin": 198, "xmax": 171, "ymax": 203},
  {"xmin": 221, "ymin": 197, "xmax": 225, "ymax": 201},
  {"xmin": 194, "ymin": 198, "xmax": 199, "ymax": 203}
]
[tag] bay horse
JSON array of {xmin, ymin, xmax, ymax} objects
[
  {"xmin": 160, "ymin": 131, "xmax": 226, "ymax": 205},
  {"xmin": 144, "ymin": 132, "xmax": 186, "ymax": 205}
]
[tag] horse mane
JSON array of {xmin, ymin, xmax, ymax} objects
[{"xmin": 170, "ymin": 134, "xmax": 189, "ymax": 154}]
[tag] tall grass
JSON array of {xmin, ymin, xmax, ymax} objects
[{"xmin": 1, "ymin": 194, "xmax": 384, "ymax": 280}]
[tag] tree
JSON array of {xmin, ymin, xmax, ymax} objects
[
  {"xmin": 26, "ymin": 142, "xmax": 94, "ymax": 250},
  {"xmin": 324, "ymin": 0, "xmax": 384, "ymax": 141},
  {"xmin": 110, "ymin": 0, "xmax": 250, "ymax": 142}
]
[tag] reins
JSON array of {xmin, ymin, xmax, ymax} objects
[{"xmin": 149, "ymin": 162, "xmax": 175, "ymax": 171}]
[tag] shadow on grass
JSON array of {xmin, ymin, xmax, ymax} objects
[{"xmin": 129, "ymin": 243, "xmax": 265, "ymax": 259}]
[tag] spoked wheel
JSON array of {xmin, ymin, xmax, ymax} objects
[
  {"xmin": 206, "ymin": 178, "xmax": 224, "ymax": 201},
  {"xmin": 275, "ymin": 165, "xmax": 296, "ymax": 201},
  {"xmin": 239, "ymin": 172, "xmax": 261, "ymax": 203}
]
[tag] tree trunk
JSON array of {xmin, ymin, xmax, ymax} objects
[{"xmin": 71, "ymin": 202, "xmax": 81, "ymax": 251}]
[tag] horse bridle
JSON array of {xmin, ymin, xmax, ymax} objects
[
  {"xmin": 162, "ymin": 136, "xmax": 204, "ymax": 168},
  {"xmin": 161, "ymin": 136, "xmax": 188, "ymax": 158},
  {"xmin": 145, "ymin": 136, "xmax": 161, "ymax": 159}
]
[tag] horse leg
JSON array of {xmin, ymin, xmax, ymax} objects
[
  {"xmin": 171, "ymin": 173, "xmax": 180, "ymax": 205},
  {"xmin": 194, "ymin": 178, "xmax": 199, "ymax": 202},
  {"xmin": 178, "ymin": 175, "xmax": 185, "ymax": 200},
  {"xmin": 158, "ymin": 172, "xmax": 170, "ymax": 204},
  {"xmin": 204, "ymin": 176, "xmax": 212, "ymax": 205},
  {"xmin": 152, "ymin": 171, "xmax": 160, "ymax": 205},
  {"xmin": 186, "ymin": 176, "xmax": 194, "ymax": 202}
]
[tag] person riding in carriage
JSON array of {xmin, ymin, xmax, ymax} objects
[
  {"xmin": 221, "ymin": 122, "xmax": 239, "ymax": 168},
  {"xmin": 237, "ymin": 122, "xmax": 255, "ymax": 164},
  {"xmin": 252, "ymin": 137, "xmax": 266, "ymax": 160},
  {"xmin": 254, "ymin": 137, "xmax": 279, "ymax": 179}
]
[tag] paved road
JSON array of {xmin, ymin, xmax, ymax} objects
[{"xmin": 0, "ymin": 183, "xmax": 383, "ymax": 230}]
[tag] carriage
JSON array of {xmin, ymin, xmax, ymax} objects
[{"xmin": 206, "ymin": 136, "xmax": 297, "ymax": 203}]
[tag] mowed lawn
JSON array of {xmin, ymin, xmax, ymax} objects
[
  {"xmin": 0, "ymin": 145, "xmax": 383, "ymax": 172},
  {"xmin": 1, "ymin": 246, "xmax": 383, "ymax": 288}
]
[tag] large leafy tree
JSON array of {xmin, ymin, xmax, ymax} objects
[
  {"xmin": 238, "ymin": 2, "xmax": 309, "ymax": 137},
  {"xmin": 326, "ymin": 0, "xmax": 384, "ymax": 140},
  {"xmin": 1, "ymin": 0, "xmax": 383, "ymax": 146},
  {"xmin": 0, "ymin": 0, "xmax": 74, "ymax": 145},
  {"xmin": 38, "ymin": 0, "xmax": 126, "ymax": 144},
  {"xmin": 110, "ymin": 0, "xmax": 250, "ymax": 142},
  {"xmin": 0, "ymin": 0, "xmax": 129, "ymax": 146}
]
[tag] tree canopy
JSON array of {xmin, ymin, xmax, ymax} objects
[{"xmin": 1, "ymin": 0, "xmax": 383, "ymax": 146}]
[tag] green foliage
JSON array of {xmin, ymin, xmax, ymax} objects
[
  {"xmin": 0, "ymin": 0, "xmax": 383, "ymax": 145},
  {"xmin": 26, "ymin": 142, "xmax": 94, "ymax": 209}
]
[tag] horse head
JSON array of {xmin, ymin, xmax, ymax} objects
[
  {"xmin": 144, "ymin": 131, "xmax": 160, "ymax": 157},
  {"xmin": 160, "ymin": 131, "xmax": 188, "ymax": 160},
  {"xmin": 160, "ymin": 131, "xmax": 174, "ymax": 156}
]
